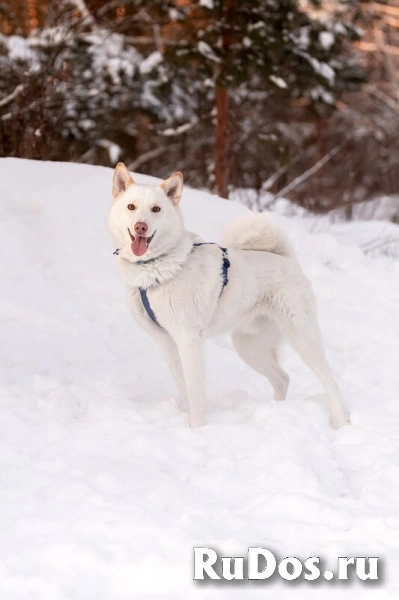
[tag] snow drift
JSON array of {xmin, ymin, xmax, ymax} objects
[{"xmin": 0, "ymin": 158, "xmax": 399, "ymax": 599}]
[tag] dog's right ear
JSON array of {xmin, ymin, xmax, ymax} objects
[{"xmin": 112, "ymin": 163, "xmax": 134, "ymax": 199}]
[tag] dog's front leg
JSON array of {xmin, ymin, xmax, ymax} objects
[
  {"xmin": 175, "ymin": 333, "xmax": 205, "ymax": 428},
  {"xmin": 136, "ymin": 314, "xmax": 187, "ymax": 405},
  {"xmin": 156, "ymin": 332, "xmax": 187, "ymax": 406}
]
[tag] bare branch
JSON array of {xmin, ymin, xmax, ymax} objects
[
  {"xmin": 124, "ymin": 36, "xmax": 186, "ymax": 47},
  {"xmin": 274, "ymin": 137, "xmax": 350, "ymax": 200},
  {"xmin": 0, "ymin": 84, "xmax": 24, "ymax": 108},
  {"xmin": 66, "ymin": 0, "xmax": 94, "ymax": 25},
  {"xmin": 365, "ymin": 85, "xmax": 399, "ymax": 115},
  {"xmin": 385, "ymin": 16, "xmax": 399, "ymax": 28},
  {"xmin": 127, "ymin": 147, "xmax": 167, "ymax": 171},
  {"xmin": 355, "ymin": 41, "xmax": 399, "ymax": 56},
  {"xmin": 261, "ymin": 165, "xmax": 288, "ymax": 191},
  {"xmin": 361, "ymin": 237, "xmax": 399, "ymax": 257},
  {"xmin": 371, "ymin": 3, "xmax": 399, "ymax": 17}
]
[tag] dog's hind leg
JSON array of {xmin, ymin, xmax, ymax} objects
[
  {"xmin": 232, "ymin": 322, "xmax": 289, "ymax": 402},
  {"xmin": 273, "ymin": 302, "xmax": 349, "ymax": 429}
]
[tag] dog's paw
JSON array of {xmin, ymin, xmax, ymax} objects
[
  {"xmin": 331, "ymin": 412, "xmax": 351, "ymax": 429},
  {"xmin": 273, "ymin": 374, "xmax": 289, "ymax": 402},
  {"xmin": 190, "ymin": 414, "xmax": 206, "ymax": 428}
]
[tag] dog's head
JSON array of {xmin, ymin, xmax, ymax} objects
[{"xmin": 108, "ymin": 163, "xmax": 184, "ymax": 262}]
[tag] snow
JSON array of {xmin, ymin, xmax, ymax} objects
[
  {"xmin": 307, "ymin": 56, "xmax": 335, "ymax": 85},
  {"xmin": 139, "ymin": 51, "xmax": 163, "ymax": 75},
  {"xmin": 269, "ymin": 75, "xmax": 288, "ymax": 89},
  {"xmin": 96, "ymin": 139, "xmax": 122, "ymax": 164},
  {"xmin": 85, "ymin": 31, "xmax": 141, "ymax": 84},
  {"xmin": 199, "ymin": 0, "xmax": 214, "ymax": 8},
  {"xmin": 320, "ymin": 31, "xmax": 335, "ymax": 51},
  {"xmin": 309, "ymin": 86, "xmax": 335, "ymax": 104},
  {"xmin": 197, "ymin": 41, "xmax": 221, "ymax": 64},
  {"xmin": 0, "ymin": 34, "xmax": 38, "ymax": 66},
  {"xmin": 0, "ymin": 158, "xmax": 399, "ymax": 599},
  {"xmin": 295, "ymin": 26, "xmax": 311, "ymax": 51}
]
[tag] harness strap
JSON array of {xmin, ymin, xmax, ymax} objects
[
  {"xmin": 193, "ymin": 242, "xmax": 230, "ymax": 293},
  {"xmin": 139, "ymin": 243, "xmax": 230, "ymax": 327},
  {"xmin": 139, "ymin": 288, "xmax": 160, "ymax": 326}
]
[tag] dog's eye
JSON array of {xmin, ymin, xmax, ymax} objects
[
  {"xmin": 127, "ymin": 204, "xmax": 136, "ymax": 211},
  {"xmin": 152, "ymin": 206, "xmax": 161, "ymax": 213}
]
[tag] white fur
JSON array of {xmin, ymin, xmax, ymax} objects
[
  {"xmin": 108, "ymin": 166, "xmax": 350, "ymax": 429},
  {"xmin": 222, "ymin": 212, "xmax": 294, "ymax": 258}
]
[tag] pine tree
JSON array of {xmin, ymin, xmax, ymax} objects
[
  {"xmin": 1, "ymin": 0, "xmax": 372, "ymax": 202},
  {"xmin": 77, "ymin": 0, "xmax": 368, "ymax": 197},
  {"xmin": 156, "ymin": 0, "xmax": 365, "ymax": 197}
]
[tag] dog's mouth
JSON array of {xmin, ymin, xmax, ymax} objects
[{"xmin": 128, "ymin": 228, "xmax": 155, "ymax": 257}]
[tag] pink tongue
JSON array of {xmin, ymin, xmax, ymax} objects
[{"xmin": 131, "ymin": 236, "xmax": 148, "ymax": 257}]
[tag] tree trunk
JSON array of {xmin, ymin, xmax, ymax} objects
[
  {"xmin": 26, "ymin": 0, "xmax": 39, "ymax": 32},
  {"xmin": 214, "ymin": 85, "xmax": 229, "ymax": 199},
  {"xmin": 213, "ymin": 0, "xmax": 237, "ymax": 199}
]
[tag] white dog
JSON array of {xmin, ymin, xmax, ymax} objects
[{"xmin": 108, "ymin": 163, "xmax": 349, "ymax": 429}]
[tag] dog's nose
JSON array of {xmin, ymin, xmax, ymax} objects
[{"xmin": 134, "ymin": 222, "xmax": 148, "ymax": 235}]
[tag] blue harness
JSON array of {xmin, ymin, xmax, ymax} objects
[{"xmin": 116, "ymin": 242, "xmax": 230, "ymax": 327}]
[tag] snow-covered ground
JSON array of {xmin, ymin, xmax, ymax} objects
[{"xmin": 0, "ymin": 158, "xmax": 399, "ymax": 600}]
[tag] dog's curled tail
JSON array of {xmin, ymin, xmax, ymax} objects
[{"xmin": 222, "ymin": 212, "xmax": 295, "ymax": 258}]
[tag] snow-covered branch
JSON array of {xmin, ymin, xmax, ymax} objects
[{"xmin": 158, "ymin": 121, "xmax": 198, "ymax": 137}]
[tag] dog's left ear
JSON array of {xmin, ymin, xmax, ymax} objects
[
  {"xmin": 160, "ymin": 172, "xmax": 183, "ymax": 205},
  {"xmin": 112, "ymin": 162, "xmax": 134, "ymax": 199}
]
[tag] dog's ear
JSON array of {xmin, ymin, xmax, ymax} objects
[
  {"xmin": 160, "ymin": 172, "xmax": 183, "ymax": 205},
  {"xmin": 112, "ymin": 163, "xmax": 134, "ymax": 199}
]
